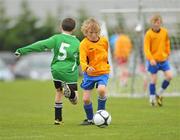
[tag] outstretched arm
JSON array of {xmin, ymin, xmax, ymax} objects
[{"xmin": 15, "ymin": 36, "xmax": 56, "ymax": 56}]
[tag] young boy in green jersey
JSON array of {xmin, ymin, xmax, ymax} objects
[{"xmin": 15, "ymin": 18, "xmax": 80, "ymax": 125}]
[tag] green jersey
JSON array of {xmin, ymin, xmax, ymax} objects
[{"xmin": 16, "ymin": 33, "xmax": 80, "ymax": 83}]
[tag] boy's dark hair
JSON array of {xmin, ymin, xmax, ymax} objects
[{"xmin": 62, "ymin": 18, "xmax": 76, "ymax": 31}]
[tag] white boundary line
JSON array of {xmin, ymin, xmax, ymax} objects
[{"xmin": 108, "ymin": 93, "xmax": 180, "ymax": 98}]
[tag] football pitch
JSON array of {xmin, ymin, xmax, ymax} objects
[{"xmin": 0, "ymin": 80, "xmax": 180, "ymax": 140}]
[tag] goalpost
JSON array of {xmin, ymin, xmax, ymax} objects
[{"xmin": 100, "ymin": 4, "xmax": 180, "ymax": 97}]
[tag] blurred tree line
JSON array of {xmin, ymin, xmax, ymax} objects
[
  {"xmin": 0, "ymin": 0, "xmax": 88, "ymax": 52},
  {"xmin": 0, "ymin": 0, "xmax": 180, "ymax": 52},
  {"xmin": 0, "ymin": 0, "xmax": 57, "ymax": 51}
]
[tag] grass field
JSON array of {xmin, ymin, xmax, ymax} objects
[
  {"xmin": 108, "ymin": 74, "xmax": 180, "ymax": 94},
  {"xmin": 0, "ymin": 80, "xmax": 180, "ymax": 140}
]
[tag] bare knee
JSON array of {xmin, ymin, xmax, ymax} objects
[
  {"xmin": 165, "ymin": 71, "xmax": 173, "ymax": 81},
  {"xmin": 150, "ymin": 74, "xmax": 157, "ymax": 84},
  {"xmin": 55, "ymin": 88, "xmax": 63, "ymax": 103},
  {"xmin": 83, "ymin": 91, "xmax": 91, "ymax": 104},
  {"xmin": 97, "ymin": 85, "xmax": 106, "ymax": 97}
]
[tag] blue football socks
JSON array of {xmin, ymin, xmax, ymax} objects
[
  {"xmin": 162, "ymin": 80, "xmax": 170, "ymax": 89},
  {"xmin": 149, "ymin": 83, "xmax": 156, "ymax": 95},
  {"xmin": 84, "ymin": 103, "xmax": 93, "ymax": 120},
  {"xmin": 97, "ymin": 96, "xmax": 107, "ymax": 110}
]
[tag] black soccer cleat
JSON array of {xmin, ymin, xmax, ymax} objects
[
  {"xmin": 69, "ymin": 96, "xmax": 78, "ymax": 105},
  {"xmin": 156, "ymin": 95, "xmax": 163, "ymax": 107},
  {"xmin": 69, "ymin": 92, "xmax": 78, "ymax": 105}
]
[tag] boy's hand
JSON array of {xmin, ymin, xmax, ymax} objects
[
  {"xmin": 86, "ymin": 66, "xmax": 95, "ymax": 74},
  {"xmin": 15, "ymin": 51, "xmax": 21, "ymax": 57},
  {"xmin": 150, "ymin": 59, "xmax": 157, "ymax": 66}
]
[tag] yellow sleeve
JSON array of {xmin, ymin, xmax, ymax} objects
[
  {"xmin": 166, "ymin": 32, "xmax": 171, "ymax": 56},
  {"xmin": 104, "ymin": 37, "xmax": 109, "ymax": 51},
  {"xmin": 80, "ymin": 42, "xmax": 89, "ymax": 72},
  {"xmin": 144, "ymin": 32, "xmax": 154, "ymax": 61}
]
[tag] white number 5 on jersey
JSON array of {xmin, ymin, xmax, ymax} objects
[{"xmin": 58, "ymin": 42, "xmax": 70, "ymax": 60}]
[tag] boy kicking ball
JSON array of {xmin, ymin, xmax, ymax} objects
[{"xmin": 15, "ymin": 18, "xmax": 80, "ymax": 124}]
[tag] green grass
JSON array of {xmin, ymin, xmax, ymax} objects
[
  {"xmin": 0, "ymin": 80, "xmax": 180, "ymax": 140},
  {"xmin": 108, "ymin": 74, "xmax": 180, "ymax": 94}
]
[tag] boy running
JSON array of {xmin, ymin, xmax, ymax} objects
[
  {"xmin": 15, "ymin": 18, "xmax": 80, "ymax": 124},
  {"xmin": 144, "ymin": 14, "xmax": 173, "ymax": 106}
]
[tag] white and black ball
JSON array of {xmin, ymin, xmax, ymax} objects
[{"xmin": 93, "ymin": 110, "xmax": 111, "ymax": 128}]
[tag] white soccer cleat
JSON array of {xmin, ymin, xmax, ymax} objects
[
  {"xmin": 149, "ymin": 99, "xmax": 157, "ymax": 106},
  {"xmin": 62, "ymin": 82, "xmax": 71, "ymax": 98}
]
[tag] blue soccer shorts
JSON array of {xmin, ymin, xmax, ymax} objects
[
  {"xmin": 147, "ymin": 60, "xmax": 171, "ymax": 74},
  {"xmin": 81, "ymin": 73, "xmax": 109, "ymax": 90}
]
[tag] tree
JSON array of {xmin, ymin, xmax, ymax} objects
[
  {"xmin": 4, "ymin": 0, "xmax": 39, "ymax": 51},
  {"xmin": 74, "ymin": 7, "xmax": 89, "ymax": 41},
  {"xmin": 0, "ymin": 0, "xmax": 11, "ymax": 51},
  {"xmin": 35, "ymin": 12, "xmax": 56, "ymax": 41}
]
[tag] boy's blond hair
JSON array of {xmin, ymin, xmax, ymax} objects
[
  {"xmin": 81, "ymin": 18, "xmax": 101, "ymax": 36},
  {"xmin": 150, "ymin": 14, "xmax": 163, "ymax": 24}
]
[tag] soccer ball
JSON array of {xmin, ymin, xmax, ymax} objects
[{"xmin": 93, "ymin": 110, "xmax": 111, "ymax": 128}]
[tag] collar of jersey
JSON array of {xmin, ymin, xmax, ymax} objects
[{"xmin": 62, "ymin": 32, "xmax": 75, "ymax": 37}]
